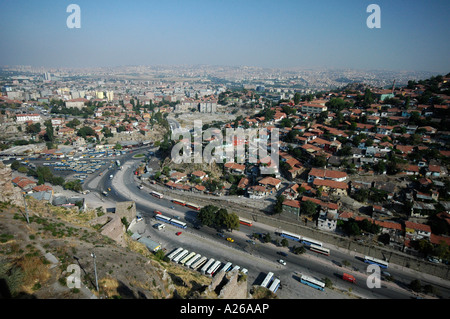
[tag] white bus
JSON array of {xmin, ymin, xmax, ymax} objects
[
  {"xmin": 155, "ymin": 214, "xmax": 171, "ymax": 224},
  {"xmin": 167, "ymin": 247, "xmax": 184, "ymax": 261},
  {"xmin": 150, "ymin": 191, "xmax": 163, "ymax": 199},
  {"xmin": 206, "ymin": 260, "xmax": 222, "ymax": 276},
  {"xmin": 364, "ymin": 256, "xmax": 389, "ymax": 269},
  {"xmin": 300, "ymin": 236, "xmax": 323, "ymax": 247},
  {"xmin": 220, "ymin": 262, "xmax": 233, "ymax": 273},
  {"xmin": 170, "ymin": 219, "xmax": 187, "ymax": 229},
  {"xmin": 280, "ymin": 230, "xmax": 301, "ymax": 242},
  {"xmin": 231, "ymin": 265, "xmax": 241, "ymax": 272},
  {"xmin": 268, "ymin": 278, "xmax": 281, "ymax": 293},
  {"xmin": 300, "ymin": 274, "xmax": 325, "ymax": 291},
  {"xmin": 173, "ymin": 249, "xmax": 189, "ymax": 263},
  {"xmin": 180, "ymin": 252, "xmax": 196, "ymax": 265},
  {"xmin": 260, "ymin": 272, "xmax": 274, "ymax": 288},
  {"xmin": 185, "ymin": 254, "xmax": 202, "ymax": 268},
  {"xmin": 201, "ymin": 258, "xmax": 215, "ymax": 274},
  {"xmin": 191, "ymin": 256, "xmax": 207, "ymax": 270},
  {"xmin": 309, "ymin": 244, "xmax": 330, "ymax": 256}
]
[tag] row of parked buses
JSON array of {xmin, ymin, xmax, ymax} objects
[{"xmin": 166, "ymin": 247, "xmax": 248, "ymax": 277}]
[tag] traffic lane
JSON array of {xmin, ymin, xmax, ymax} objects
[{"xmin": 109, "ymin": 155, "xmax": 434, "ymax": 298}]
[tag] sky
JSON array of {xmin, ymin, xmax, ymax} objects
[{"xmin": 0, "ymin": 0, "xmax": 449, "ymax": 72}]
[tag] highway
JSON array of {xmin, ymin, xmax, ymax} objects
[{"xmin": 83, "ymin": 148, "xmax": 450, "ymax": 299}]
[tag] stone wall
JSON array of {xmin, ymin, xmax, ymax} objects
[{"xmin": 0, "ymin": 161, "xmax": 25, "ymax": 208}]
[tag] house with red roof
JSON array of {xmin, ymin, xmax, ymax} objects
[{"xmin": 404, "ymin": 221, "xmax": 432, "ymax": 241}]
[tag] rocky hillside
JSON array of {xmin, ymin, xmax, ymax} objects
[{"xmin": 0, "ymin": 162, "xmax": 257, "ymax": 299}]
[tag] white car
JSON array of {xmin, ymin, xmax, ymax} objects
[{"xmin": 278, "ymin": 259, "xmax": 286, "ymax": 266}]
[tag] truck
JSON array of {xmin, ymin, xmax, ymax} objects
[{"xmin": 342, "ymin": 273, "xmax": 356, "ymax": 283}]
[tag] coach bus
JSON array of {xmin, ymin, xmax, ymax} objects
[
  {"xmin": 172, "ymin": 249, "xmax": 189, "ymax": 263},
  {"xmin": 260, "ymin": 272, "xmax": 274, "ymax": 288},
  {"xmin": 191, "ymin": 256, "xmax": 207, "ymax": 270},
  {"xmin": 180, "ymin": 252, "xmax": 196, "ymax": 265},
  {"xmin": 167, "ymin": 247, "xmax": 184, "ymax": 261},
  {"xmin": 220, "ymin": 262, "xmax": 233, "ymax": 273},
  {"xmin": 239, "ymin": 217, "xmax": 253, "ymax": 227},
  {"xmin": 172, "ymin": 199, "xmax": 186, "ymax": 206},
  {"xmin": 309, "ymin": 244, "xmax": 330, "ymax": 256},
  {"xmin": 201, "ymin": 258, "xmax": 215, "ymax": 275},
  {"xmin": 364, "ymin": 256, "xmax": 389, "ymax": 269},
  {"xmin": 300, "ymin": 274, "xmax": 325, "ymax": 291},
  {"xmin": 150, "ymin": 191, "xmax": 163, "ymax": 199},
  {"xmin": 207, "ymin": 260, "xmax": 222, "ymax": 276},
  {"xmin": 280, "ymin": 231, "xmax": 301, "ymax": 242},
  {"xmin": 185, "ymin": 254, "xmax": 202, "ymax": 268},
  {"xmin": 186, "ymin": 203, "xmax": 201, "ymax": 211},
  {"xmin": 169, "ymin": 219, "xmax": 187, "ymax": 229},
  {"xmin": 300, "ymin": 236, "xmax": 323, "ymax": 247},
  {"xmin": 268, "ymin": 278, "xmax": 281, "ymax": 293},
  {"xmin": 155, "ymin": 214, "xmax": 172, "ymax": 224}
]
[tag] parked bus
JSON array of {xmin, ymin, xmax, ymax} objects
[
  {"xmin": 207, "ymin": 260, "xmax": 222, "ymax": 276},
  {"xmin": 201, "ymin": 258, "xmax": 215, "ymax": 275},
  {"xmin": 220, "ymin": 262, "xmax": 233, "ymax": 273},
  {"xmin": 268, "ymin": 278, "xmax": 281, "ymax": 293},
  {"xmin": 309, "ymin": 244, "xmax": 330, "ymax": 256},
  {"xmin": 173, "ymin": 249, "xmax": 189, "ymax": 263},
  {"xmin": 239, "ymin": 217, "xmax": 253, "ymax": 227},
  {"xmin": 364, "ymin": 256, "xmax": 389, "ymax": 269},
  {"xmin": 167, "ymin": 247, "xmax": 184, "ymax": 261},
  {"xmin": 180, "ymin": 252, "xmax": 196, "ymax": 265},
  {"xmin": 186, "ymin": 203, "xmax": 201, "ymax": 211},
  {"xmin": 185, "ymin": 254, "xmax": 202, "ymax": 268},
  {"xmin": 260, "ymin": 272, "xmax": 274, "ymax": 288},
  {"xmin": 300, "ymin": 275, "xmax": 325, "ymax": 291},
  {"xmin": 191, "ymin": 256, "xmax": 207, "ymax": 270},
  {"xmin": 231, "ymin": 265, "xmax": 241, "ymax": 272},
  {"xmin": 150, "ymin": 191, "xmax": 164, "ymax": 199},
  {"xmin": 300, "ymin": 236, "xmax": 323, "ymax": 247},
  {"xmin": 280, "ymin": 231, "xmax": 301, "ymax": 242},
  {"xmin": 170, "ymin": 219, "xmax": 187, "ymax": 229}
]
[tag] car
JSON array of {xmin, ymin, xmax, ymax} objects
[
  {"xmin": 217, "ymin": 232, "xmax": 225, "ymax": 238},
  {"xmin": 226, "ymin": 237, "xmax": 234, "ymax": 243},
  {"xmin": 246, "ymin": 240, "xmax": 256, "ymax": 245},
  {"xmin": 278, "ymin": 259, "xmax": 287, "ymax": 266},
  {"xmin": 277, "ymin": 252, "xmax": 288, "ymax": 257},
  {"xmin": 176, "ymin": 232, "xmax": 182, "ymax": 236},
  {"xmin": 138, "ymin": 185, "xmax": 143, "ymax": 189}
]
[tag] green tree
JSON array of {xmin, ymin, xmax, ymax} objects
[
  {"xmin": 44, "ymin": 120, "xmax": 54, "ymax": 143},
  {"xmin": 301, "ymin": 200, "xmax": 318, "ymax": 217},
  {"xmin": 198, "ymin": 205, "xmax": 219, "ymax": 227},
  {"xmin": 223, "ymin": 213, "xmax": 240, "ymax": 232}
]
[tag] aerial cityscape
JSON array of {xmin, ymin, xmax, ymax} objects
[{"xmin": 0, "ymin": 0, "xmax": 449, "ymax": 310}]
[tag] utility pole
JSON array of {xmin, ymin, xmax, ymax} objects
[
  {"xmin": 91, "ymin": 252, "xmax": 99, "ymax": 292},
  {"xmin": 22, "ymin": 194, "xmax": 29, "ymax": 224}
]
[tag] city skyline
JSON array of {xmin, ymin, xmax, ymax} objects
[{"xmin": 0, "ymin": 0, "xmax": 449, "ymax": 73}]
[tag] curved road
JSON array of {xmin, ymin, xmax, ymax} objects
[{"xmin": 84, "ymin": 148, "xmax": 450, "ymax": 299}]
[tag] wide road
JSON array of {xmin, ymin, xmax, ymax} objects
[{"xmin": 85, "ymin": 149, "xmax": 450, "ymax": 299}]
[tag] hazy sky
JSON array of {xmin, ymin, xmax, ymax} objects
[{"xmin": 0, "ymin": 0, "xmax": 449, "ymax": 72}]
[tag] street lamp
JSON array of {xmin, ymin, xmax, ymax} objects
[{"xmin": 91, "ymin": 252, "xmax": 99, "ymax": 292}]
